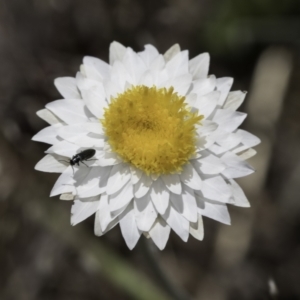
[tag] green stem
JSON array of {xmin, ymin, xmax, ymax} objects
[{"xmin": 140, "ymin": 238, "xmax": 191, "ymax": 300}]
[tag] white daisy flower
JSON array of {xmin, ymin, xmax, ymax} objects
[{"xmin": 33, "ymin": 42, "xmax": 260, "ymax": 250}]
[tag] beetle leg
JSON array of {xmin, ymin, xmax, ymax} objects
[{"xmin": 81, "ymin": 161, "xmax": 89, "ymax": 167}]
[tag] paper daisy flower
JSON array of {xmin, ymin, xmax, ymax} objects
[{"xmin": 33, "ymin": 42, "xmax": 260, "ymax": 250}]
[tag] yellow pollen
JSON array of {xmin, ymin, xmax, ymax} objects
[{"xmin": 101, "ymin": 85, "xmax": 203, "ymax": 175}]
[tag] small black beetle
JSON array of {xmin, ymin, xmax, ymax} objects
[
  {"xmin": 60, "ymin": 149, "xmax": 96, "ymax": 172},
  {"xmin": 70, "ymin": 149, "xmax": 96, "ymax": 167}
]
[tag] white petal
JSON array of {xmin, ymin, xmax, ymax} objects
[
  {"xmin": 162, "ymin": 206, "xmax": 189, "ymax": 242},
  {"xmin": 221, "ymin": 152, "xmax": 255, "ymax": 178},
  {"xmin": 138, "ymin": 44, "xmax": 159, "ymax": 67},
  {"xmin": 110, "ymin": 61, "xmax": 132, "ymax": 91},
  {"xmin": 76, "ymin": 166, "xmax": 102, "ymax": 196},
  {"xmin": 71, "ymin": 196, "xmax": 100, "ymax": 225},
  {"xmin": 109, "ymin": 41, "xmax": 127, "ymax": 65},
  {"xmin": 197, "ymin": 120, "xmax": 218, "ymax": 136},
  {"xmin": 164, "ymin": 44, "xmax": 181, "ymax": 62},
  {"xmin": 208, "ymin": 144, "xmax": 227, "ymax": 155},
  {"xmin": 194, "ymin": 91, "xmax": 219, "ymax": 118},
  {"xmin": 106, "ymin": 164, "xmax": 131, "ymax": 195},
  {"xmin": 76, "ymin": 73, "xmax": 99, "ymax": 91},
  {"xmin": 50, "ymin": 166, "xmax": 75, "ymax": 197},
  {"xmin": 57, "ymin": 124, "xmax": 88, "ymax": 140},
  {"xmin": 83, "ymin": 56, "xmax": 110, "ymax": 80},
  {"xmin": 189, "ymin": 53, "xmax": 210, "ymax": 80},
  {"xmin": 98, "ymin": 193, "xmax": 120, "ymax": 231},
  {"xmin": 179, "ymin": 163, "xmax": 202, "ymax": 190},
  {"xmin": 139, "ymin": 71, "xmax": 154, "ymax": 87},
  {"xmin": 238, "ymin": 148, "xmax": 257, "ymax": 160},
  {"xmin": 32, "ymin": 124, "xmax": 61, "ymax": 145},
  {"xmin": 134, "ymin": 193, "xmax": 157, "ymax": 231},
  {"xmin": 46, "ymin": 99, "xmax": 90, "ymax": 125},
  {"xmin": 134, "ymin": 173, "xmax": 153, "ymax": 198},
  {"xmin": 80, "ymin": 65, "xmax": 86, "ymax": 76},
  {"xmin": 201, "ymin": 176, "xmax": 231, "ymax": 202},
  {"xmin": 165, "ymin": 51, "xmax": 189, "ymax": 79},
  {"xmin": 79, "ymin": 166, "xmax": 111, "ymax": 198},
  {"xmin": 216, "ymin": 77, "xmax": 233, "ymax": 106},
  {"xmin": 150, "ymin": 178, "xmax": 170, "ymax": 215},
  {"xmin": 149, "ymin": 218, "xmax": 171, "ymax": 250},
  {"xmin": 189, "ymin": 215, "xmax": 204, "ymax": 241},
  {"xmin": 103, "ymin": 80, "xmax": 122, "ymax": 101},
  {"xmin": 150, "ymin": 55, "xmax": 165, "ymax": 71},
  {"xmin": 54, "ymin": 77, "xmax": 81, "ymax": 99},
  {"xmin": 102, "ymin": 142, "xmax": 113, "ymax": 152},
  {"xmin": 62, "ymin": 134, "xmax": 104, "ymax": 148},
  {"xmin": 181, "ymin": 185, "xmax": 198, "ymax": 222},
  {"xmin": 79, "ymin": 185, "xmax": 103, "ymax": 199},
  {"xmin": 213, "ymin": 109, "xmax": 247, "ymax": 133},
  {"xmin": 57, "ymin": 124, "xmax": 88, "ymax": 138},
  {"xmin": 169, "ymin": 193, "xmax": 183, "ymax": 213},
  {"xmin": 94, "ymin": 210, "xmax": 104, "ymax": 236},
  {"xmin": 35, "ymin": 154, "xmax": 67, "ymax": 173},
  {"xmin": 95, "ymin": 208, "xmax": 119, "ymax": 236},
  {"xmin": 204, "ymin": 128, "xmax": 229, "ymax": 147},
  {"xmin": 144, "ymin": 228, "xmax": 152, "ymax": 238},
  {"xmin": 46, "ymin": 141, "xmax": 79, "ymax": 161},
  {"xmin": 161, "ymin": 174, "xmax": 182, "ymax": 195},
  {"xmin": 36, "ymin": 109, "xmax": 61, "ymax": 125},
  {"xmin": 195, "ymin": 136, "xmax": 215, "ymax": 152},
  {"xmin": 97, "ymin": 194, "xmax": 111, "ymax": 230},
  {"xmin": 75, "ymin": 71, "xmax": 85, "ymax": 89},
  {"xmin": 82, "ymin": 84, "xmax": 107, "ymax": 118},
  {"xmin": 228, "ymin": 179, "xmax": 250, "ymax": 207},
  {"xmin": 223, "ymin": 91, "xmax": 246, "ymax": 111},
  {"xmin": 109, "ymin": 180, "xmax": 133, "ymax": 212},
  {"xmin": 189, "ymin": 158, "xmax": 205, "ymax": 177},
  {"xmin": 60, "ymin": 193, "xmax": 74, "ymax": 201},
  {"xmin": 153, "ymin": 69, "xmax": 168, "ymax": 86},
  {"xmin": 130, "ymin": 165, "xmax": 143, "ymax": 184},
  {"xmin": 83, "ymin": 64, "xmax": 103, "ymax": 81},
  {"xmin": 185, "ymin": 93, "xmax": 197, "ymax": 107},
  {"xmin": 216, "ymin": 131, "xmax": 242, "ymax": 151},
  {"xmin": 119, "ymin": 202, "xmax": 141, "ymax": 250},
  {"xmin": 73, "ymin": 165, "xmax": 92, "ymax": 187},
  {"xmin": 196, "ymin": 194, "xmax": 231, "ymax": 225},
  {"xmin": 169, "ymin": 188, "xmax": 197, "ymax": 223},
  {"xmin": 161, "ymin": 74, "xmax": 192, "ymax": 96},
  {"xmin": 234, "ymin": 129, "xmax": 261, "ymax": 151},
  {"xmin": 198, "ymin": 154, "xmax": 226, "ymax": 174},
  {"xmin": 122, "ymin": 48, "xmax": 147, "ymax": 84},
  {"xmin": 189, "ymin": 152, "xmax": 202, "ymax": 160},
  {"xmin": 192, "ymin": 75, "xmax": 216, "ymax": 96},
  {"xmin": 151, "ymin": 174, "xmax": 159, "ymax": 181},
  {"xmin": 96, "ymin": 151, "xmax": 122, "ymax": 167},
  {"xmin": 80, "ymin": 122, "xmax": 104, "ymax": 135}
]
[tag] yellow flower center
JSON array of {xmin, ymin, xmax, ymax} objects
[{"xmin": 101, "ymin": 85, "xmax": 203, "ymax": 175}]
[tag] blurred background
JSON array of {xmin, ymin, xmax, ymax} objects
[{"xmin": 0, "ymin": 0, "xmax": 300, "ymax": 299}]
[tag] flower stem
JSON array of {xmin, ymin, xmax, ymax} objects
[{"xmin": 140, "ymin": 238, "xmax": 191, "ymax": 300}]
